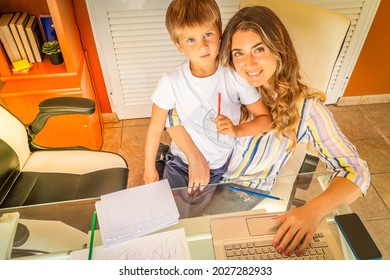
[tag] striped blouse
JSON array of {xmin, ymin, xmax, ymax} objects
[
  {"xmin": 223, "ymin": 97, "xmax": 370, "ymax": 194},
  {"xmin": 166, "ymin": 97, "xmax": 370, "ymax": 194}
]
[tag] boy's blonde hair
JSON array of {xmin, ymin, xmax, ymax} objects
[{"xmin": 165, "ymin": 0, "xmax": 222, "ymax": 43}]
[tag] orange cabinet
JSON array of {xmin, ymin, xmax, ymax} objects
[{"xmin": 0, "ymin": 0, "xmax": 102, "ymax": 149}]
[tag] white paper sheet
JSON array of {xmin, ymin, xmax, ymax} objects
[
  {"xmin": 69, "ymin": 228, "xmax": 190, "ymax": 260},
  {"xmin": 95, "ymin": 179, "xmax": 180, "ymax": 247}
]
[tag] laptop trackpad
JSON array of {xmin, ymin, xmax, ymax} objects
[{"xmin": 246, "ymin": 217, "xmax": 279, "ymax": 236}]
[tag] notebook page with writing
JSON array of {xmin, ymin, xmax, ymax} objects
[{"xmin": 70, "ymin": 228, "xmax": 190, "ymax": 260}]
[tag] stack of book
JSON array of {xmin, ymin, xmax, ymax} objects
[{"xmin": 0, "ymin": 12, "xmax": 44, "ymax": 65}]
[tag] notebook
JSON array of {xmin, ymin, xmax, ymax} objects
[{"xmin": 210, "ymin": 212, "xmax": 344, "ymax": 260}]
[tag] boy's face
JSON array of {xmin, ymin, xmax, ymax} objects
[{"xmin": 174, "ymin": 22, "xmax": 221, "ymax": 72}]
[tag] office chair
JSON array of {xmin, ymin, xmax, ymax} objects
[
  {"xmin": 240, "ymin": 0, "xmax": 350, "ymax": 93},
  {"xmin": 0, "ymin": 97, "xmax": 129, "ymax": 209},
  {"xmin": 239, "ymin": 0, "xmax": 351, "ymax": 209}
]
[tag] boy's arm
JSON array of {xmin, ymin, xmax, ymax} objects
[
  {"xmin": 216, "ymin": 99, "xmax": 272, "ymax": 137},
  {"xmin": 166, "ymin": 125, "xmax": 210, "ymax": 187},
  {"xmin": 144, "ymin": 104, "xmax": 169, "ymax": 184}
]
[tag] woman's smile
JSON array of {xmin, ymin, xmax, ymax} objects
[{"xmin": 231, "ymin": 30, "xmax": 277, "ymax": 88}]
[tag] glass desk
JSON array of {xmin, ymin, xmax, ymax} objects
[{"xmin": 0, "ymin": 171, "xmax": 382, "ymax": 260}]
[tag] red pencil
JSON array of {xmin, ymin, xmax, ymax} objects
[{"xmin": 218, "ymin": 92, "xmax": 221, "ymax": 115}]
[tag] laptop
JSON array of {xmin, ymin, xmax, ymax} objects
[{"xmin": 210, "ymin": 212, "xmax": 344, "ymax": 260}]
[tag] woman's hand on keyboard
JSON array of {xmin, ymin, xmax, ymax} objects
[{"xmin": 271, "ymin": 204, "xmax": 322, "ymax": 256}]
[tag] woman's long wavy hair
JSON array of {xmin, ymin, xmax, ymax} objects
[{"xmin": 220, "ymin": 6, "xmax": 325, "ymax": 150}]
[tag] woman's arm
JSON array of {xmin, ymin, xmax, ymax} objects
[
  {"xmin": 273, "ymin": 177, "xmax": 361, "ymax": 255},
  {"xmin": 272, "ymin": 99, "xmax": 369, "ymax": 255},
  {"xmin": 216, "ymin": 99, "xmax": 272, "ymax": 137}
]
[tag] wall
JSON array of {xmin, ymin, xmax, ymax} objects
[
  {"xmin": 343, "ymin": 0, "xmax": 390, "ymax": 96},
  {"xmin": 73, "ymin": 0, "xmax": 112, "ymax": 113}
]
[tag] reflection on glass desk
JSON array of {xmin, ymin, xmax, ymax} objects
[{"xmin": 0, "ymin": 171, "xmax": 380, "ymax": 260}]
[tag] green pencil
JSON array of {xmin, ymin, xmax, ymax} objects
[{"xmin": 88, "ymin": 211, "xmax": 97, "ymax": 260}]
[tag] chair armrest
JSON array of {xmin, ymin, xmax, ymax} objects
[
  {"xmin": 27, "ymin": 97, "xmax": 96, "ymax": 151},
  {"xmin": 38, "ymin": 97, "xmax": 95, "ymax": 115}
]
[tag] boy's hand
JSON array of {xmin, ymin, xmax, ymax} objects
[
  {"xmin": 216, "ymin": 114, "xmax": 237, "ymax": 137},
  {"xmin": 143, "ymin": 168, "xmax": 160, "ymax": 184},
  {"xmin": 187, "ymin": 155, "xmax": 210, "ymax": 193}
]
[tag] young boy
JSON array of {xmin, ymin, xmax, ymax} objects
[{"xmin": 143, "ymin": 0, "xmax": 272, "ymax": 189}]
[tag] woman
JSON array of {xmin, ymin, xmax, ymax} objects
[
  {"xmin": 167, "ymin": 5, "xmax": 369, "ymax": 256},
  {"xmin": 216, "ymin": 6, "xmax": 370, "ymax": 256}
]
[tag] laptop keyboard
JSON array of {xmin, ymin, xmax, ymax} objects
[{"xmin": 223, "ymin": 233, "xmax": 334, "ymax": 260}]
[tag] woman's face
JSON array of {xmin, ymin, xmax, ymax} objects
[{"xmin": 231, "ymin": 30, "xmax": 277, "ymax": 88}]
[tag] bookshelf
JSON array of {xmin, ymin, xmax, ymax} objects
[{"xmin": 0, "ymin": 0, "xmax": 102, "ymax": 150}]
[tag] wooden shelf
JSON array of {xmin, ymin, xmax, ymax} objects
[
  {"xmin": 0, "ymin": 0, "xmax": 102, "ymax": 150},
  {"xmin": 1, "ymin": 59, "xmax": 82, "ymax": 94},
  {"xmin": 0, "ymin": 0, "xmax": 82, "ymax": 78},
  {"xmin": 1, "ymin": 55, "xmax": 69, "ymax": 81}
]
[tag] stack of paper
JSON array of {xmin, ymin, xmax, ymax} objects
[{"xmin": 96, "ymin": 179, "xmax": 179, "ymax": 248}]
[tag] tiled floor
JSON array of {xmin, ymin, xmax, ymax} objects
[{"xmin": 101, "ymin": 102, "xmax": 390, "ymax": 259}]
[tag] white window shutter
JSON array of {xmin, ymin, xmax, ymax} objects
[
  {"xmin": 302, "ymin": 0, "xmax": 381, "ymax": 103},
  {"xmin": 109, "ymin": 9, "xmax": 186, "ymax": 108}
]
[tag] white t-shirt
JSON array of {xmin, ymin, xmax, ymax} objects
[{"xmin": 151, "ymin": 61, "xmax": 259, "ymax": 169}]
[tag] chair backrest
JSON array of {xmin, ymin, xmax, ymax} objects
[
  {"xmin": 0, "ymin": 105, "xmax": 30, "ymax": 203},
  {"xmin": 240, "ymin": 0, "xmax": 351, "ymax": 93}
]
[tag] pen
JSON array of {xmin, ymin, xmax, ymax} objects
[
  {"xmin": 88, "ymin": 211, "xmax": 97, "ymax": 260},
  {"xmin": 228, "ymin": 185, "xmax": 284, "ymax": 201}
]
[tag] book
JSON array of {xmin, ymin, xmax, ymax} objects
[
  {"xmin": 0, "ymin": 13, "xmax": 22, "ymax": 62},
  {"xmin": 25, "ymin": 15, "xmax": 44, "ymax": 63},
  {"xmin": 12, "ymin": 66, "xmax": 30, "ymax": 74},
  {"xmin": 9, "ymin": 12, "xmax": 27, "ymax": 60},
  {"xmin": 0, "ymin": 26, "xmax": 14, "ymax": 62},
  {"xmin": 16, "ymin": 12, "xmax": 35, "ymax": 63},
  {"xmin": 12, "ymin": 58, "xmax": 32, "ymax": 72}
]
